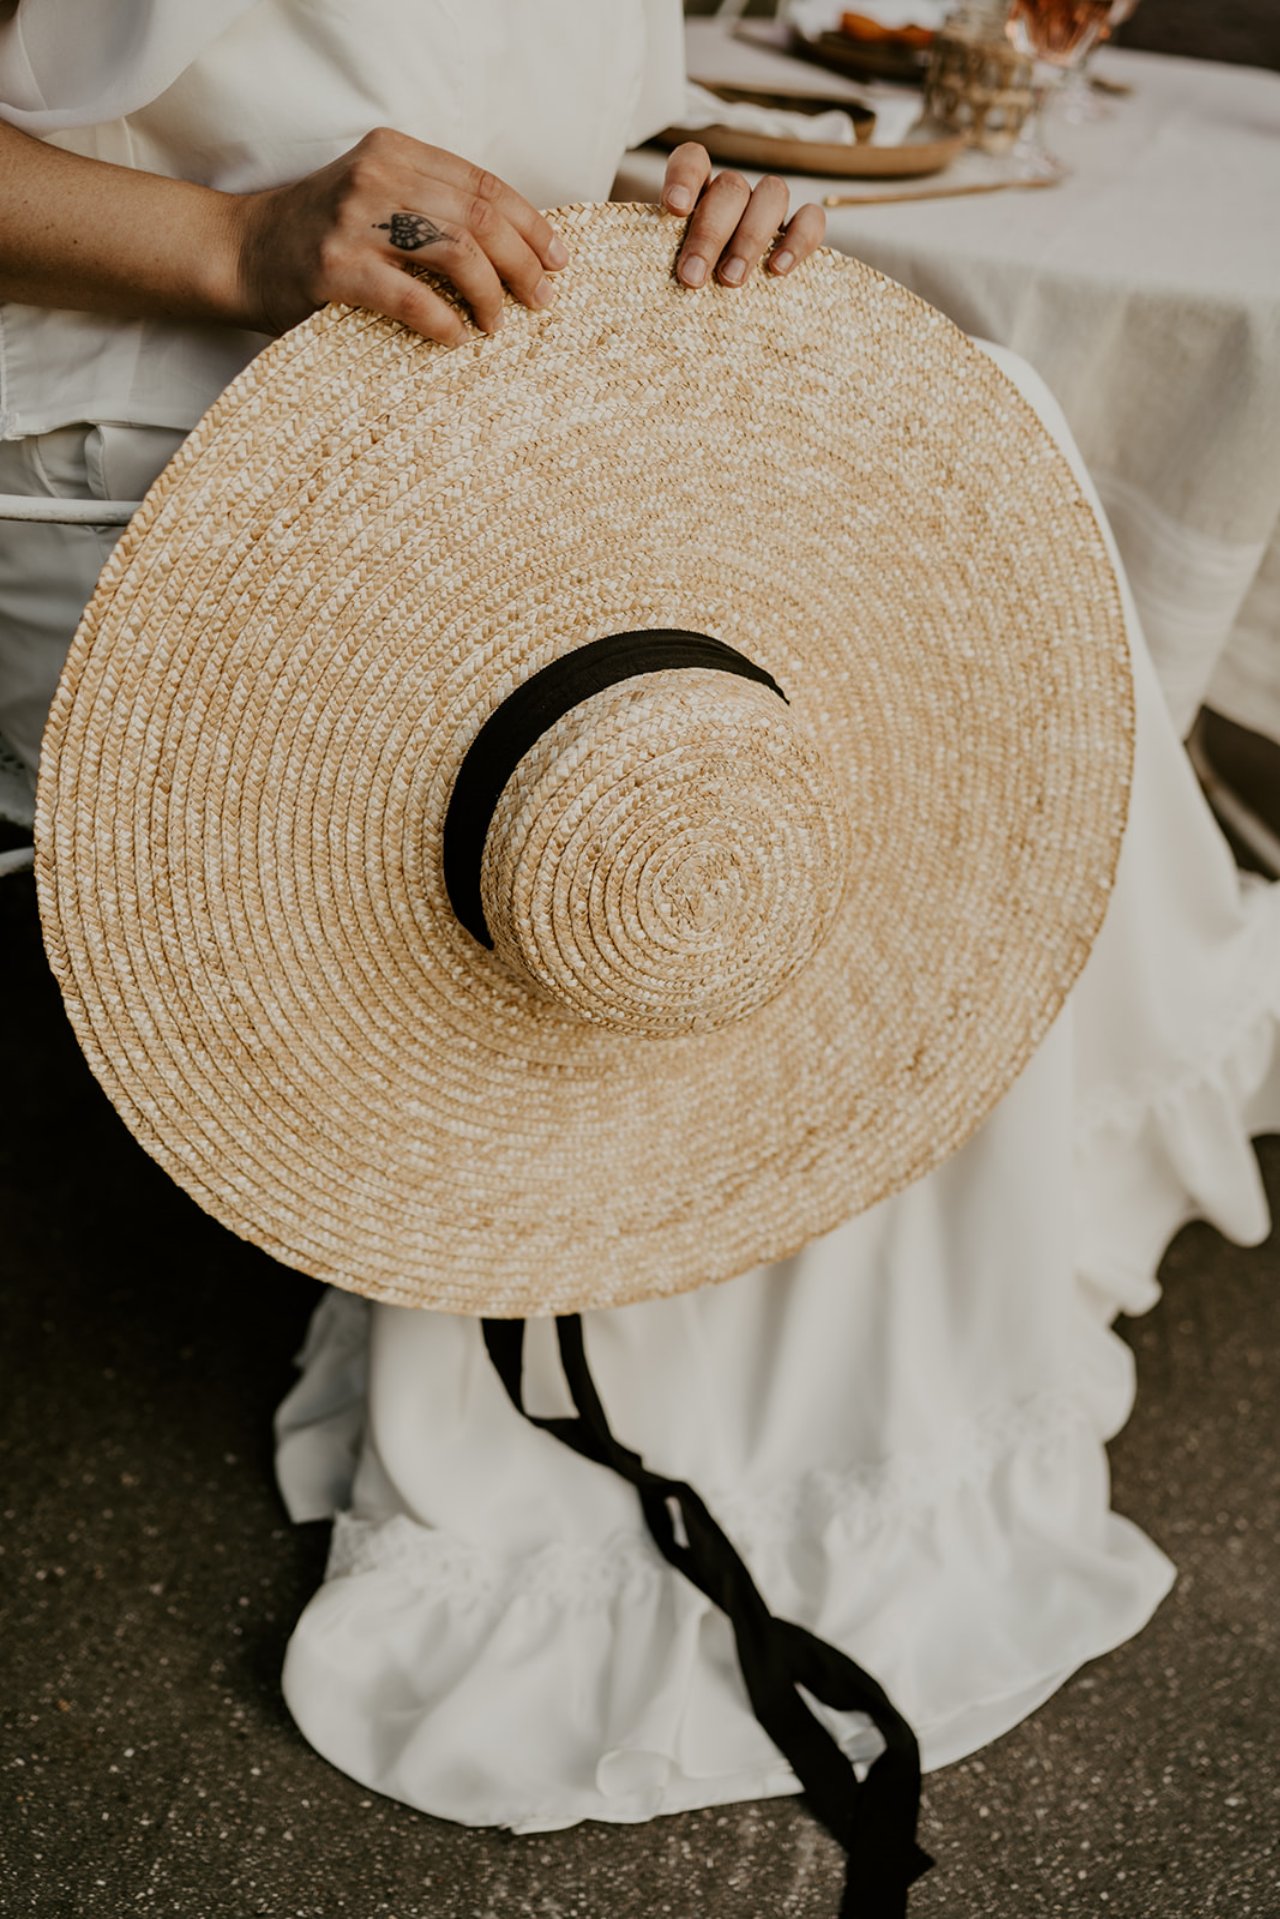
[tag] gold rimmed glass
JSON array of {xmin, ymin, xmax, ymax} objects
[{"xmin": 1007, "ymin": 0, "xmax": 1115, "ymax": 176}]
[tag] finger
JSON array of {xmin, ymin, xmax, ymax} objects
[
  {"xmin": 713, "ymin": 174, "xmax": 790, "ymax": 286},
  {"xmin": 350, "ymin": 257, "xmax": 472, "ymax": 345},
  {"xmin": 768, "ymin": 200, "xmax": 826, "ymax": 276},
  {"xmin": 413, "ymin": 145, "xmax": 567, "ymax": 271},
  {"xmin": 437, "ymin": 184, "xmax": 560, "ymax": 312},
  {"xmin": 662, "ymin": 142, "xmax": 713, "ymax": 216},
  {"xmin": 372, "ymin": 194, "xmax": 554, "ymax": 328},
  {"xmin": 452, "ymin": 157, "xmax": 570, "ymax": 273},
  {"xmin": 357, "ymin": 129, "xmax": 569, "ymax": 271},
  {"xmin": 676, "ymin": 170, "xmax": 752, "ymax": 288},
  {"xmin": 372, "ymin": 210, "xmax": 507, "ymax": 333}
]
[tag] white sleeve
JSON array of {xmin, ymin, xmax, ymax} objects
[
  {"xmin": 0, "ymin": 0, "xmax": 260, "ymax": 132},
  {"xmin": 626, "ymin": 0, "xmax": 686, "ymax": 148}
]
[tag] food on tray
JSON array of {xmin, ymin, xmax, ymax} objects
[{"xmin": 840, "ymin": 11, "xmax": 936, "ymax": 49}]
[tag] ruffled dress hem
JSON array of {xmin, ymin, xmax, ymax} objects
[{"xmin": 274, "ymin": 865, "xmax": 1277, "ymax": 1831}]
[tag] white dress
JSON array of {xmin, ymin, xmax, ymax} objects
[{"xmin": 3, "ymin": 0, "xmax": 1277, "ymax": 1840}]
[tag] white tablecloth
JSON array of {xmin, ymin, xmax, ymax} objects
[{"xmin": 616, "ymin": 22, "xmax": 1280, "ymax": 740}]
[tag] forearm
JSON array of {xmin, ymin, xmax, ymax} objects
[
  {"xmin": 0, "ymin": 120, "xmax": 249, "ymax": 324},
  {"xmin": 0, "ymin": 122, "xmax": 825, "ymax": 350}
]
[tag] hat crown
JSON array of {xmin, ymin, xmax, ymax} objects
[{"xmin": 479, "ymin": 670, "xmax": 851, "ymax": 1036}]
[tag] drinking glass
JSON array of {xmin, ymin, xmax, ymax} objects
[
  {"xmin": 1058, "ymin": 0, "xmax": 1144, "ymax": 123},
  {"xmin": 1007, "ymin": 0, "xmax": 1115, "ymax": 176}
]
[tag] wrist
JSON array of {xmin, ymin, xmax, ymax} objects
[{"xmin": 195, "ymin": 186, "xmax": 270, "ymax": 331}]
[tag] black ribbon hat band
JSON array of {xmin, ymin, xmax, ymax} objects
[{"xmin": 442, "ymin": 629, "xmax": 788, "ymax": 949}]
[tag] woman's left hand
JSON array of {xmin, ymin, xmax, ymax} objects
[{"xmin": 660, "ymin": 146, "xmax": 825, "ymax": 289}]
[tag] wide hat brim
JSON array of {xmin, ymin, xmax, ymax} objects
[{"xmin": 36, "ymin": 202, "xmax": 1132, "ymax": 1316}]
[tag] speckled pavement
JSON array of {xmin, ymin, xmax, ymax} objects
[{"xmin": 1, "ymin": 848, "xmax": 1277, "ymax": 1919}]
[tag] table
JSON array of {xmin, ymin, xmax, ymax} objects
[{"xmin": 616, "ymin": 21, "xmax": 1280, "ymax": 740}]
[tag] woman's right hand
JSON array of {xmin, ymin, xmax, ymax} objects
[{"xmin": 231, "ymin": 128, "xmax": 570, "ymax": 345}]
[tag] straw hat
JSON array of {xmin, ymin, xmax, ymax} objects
[{"xmin": 35, "ymin": 201, "xmax": 1132, "ymax": 1317}]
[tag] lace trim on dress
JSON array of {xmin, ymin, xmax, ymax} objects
[{"xmin": 326, "ymin": 1386, "xmax": 1090, "ymax": 1600}]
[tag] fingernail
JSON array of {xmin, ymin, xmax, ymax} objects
[
  {"xmin": 666, "ymin": 186, "xmax": 693, "ymax": 213},
  {"xmin": 487, "ymin": 309, "xmax": 504, "ymax": 333},
  {"xmin": 533, "ymin": 276, "xmax": 557, "ymax": 308},
  {"xmin": 680, "ymin": 256, "xmax": 707, "ymax": 288},
  {"xmin": 720, "ymin": 256, "xmax": 746, "ymax": 285},
  {"xmin": 771, "ymin": 249, "xmax": 795, "ymax": 275},
  {"xmin": 547, "ymin": 237, "xmax": 569, "ymax": 269}
]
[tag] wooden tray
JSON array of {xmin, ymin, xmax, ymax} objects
[{"xmin": 652, "ymin": 101, "xmax": 963, "ymax": 182}]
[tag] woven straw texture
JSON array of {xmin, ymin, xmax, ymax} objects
[{"xmin": 35, "ymin": 202, "xmax": 1132, "ymax": 1317}]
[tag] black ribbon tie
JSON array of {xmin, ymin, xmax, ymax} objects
[{"xmin": 482, "ymin": 1314, "xmax": 933, "ymax": 1918}]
